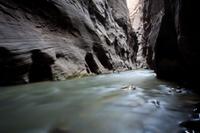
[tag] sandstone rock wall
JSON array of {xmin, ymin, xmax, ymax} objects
[
  {"xmin": 128, "ymin": 0, "xmax": 164, "ymax": 68},
  {"xmin": 128, "ymin": 0, "xmax": 145, "ymax": 68},
  {"xmin": 142, "ymin": 0, "xmax": 200, "ymax": 87},
  {"xmin": 0, "ymin": 0, "xmax": 137, "ymax": 85}
]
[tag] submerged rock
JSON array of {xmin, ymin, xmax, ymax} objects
[
  {"xmin": 121, "ymin": 84, "xmax": 137, "ymax": 91},
  {"xmin": 149, "ymin": 99, "xmax": 160, "ymax": 108}
]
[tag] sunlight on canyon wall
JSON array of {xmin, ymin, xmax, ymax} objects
[
  {"xmin": 127, "ymin": 0, "xmax": 142, "ymax": 42},
  {"xmin": 127, "ymin": 0, "xmax": 146, "ymax": 67},
  {"xmin": 127, "ymin": 0, "xmax": 139, "ymax": 12},
  {"xmin": 127, "ymin": 0, "xmax": 143, "ymax": 37}
]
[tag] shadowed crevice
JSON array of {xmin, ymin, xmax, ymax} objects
[
  {"xmin": 85, "ymin": 52, "xmax": 100, "ymax": 74},
  {"xmin": 28, "ymin": 49, "xmax": 54, "ymax": 83}
]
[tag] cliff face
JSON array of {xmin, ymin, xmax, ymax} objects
[
  {"xmin": 127, "ymin": 0, "xmax": 145, "ymax": 68},
  {"xmin": 127, "ymin": 0, "xmax": 164, "ymax": 68},
  {"xmin": 142, "ymin": 0, "xmax": 164, "ymax": 69},
  {"xmin": 0, "ymin": 0, "xmax": 137, "ymax": 85},
  {"xmin": 142, "ymin": 0, "xmax": 200, "ymax": 87}
]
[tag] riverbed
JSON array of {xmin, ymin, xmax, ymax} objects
[{"xmin": 0, "ymin": 70, "xmax": 199, "ymax": 133}]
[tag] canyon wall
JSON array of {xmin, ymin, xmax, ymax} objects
[
  {"xmin": 128, "ymin": 0, "xmax": 164, "ymax": 68},
  {"xmin": 128, "ymin": 0, "xmax": 145, "ymax": 68},
  {"xmin": 142, "ymin": 0, "xmax": 199, "ymax": 87},
  {"xmin": 0, "ymin": 0, "xmax": 138, "ymax": 85}
]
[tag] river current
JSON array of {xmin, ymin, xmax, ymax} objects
[{"xmin": 0, "ymin": 70, "xmax": 199, "ymax": 133}]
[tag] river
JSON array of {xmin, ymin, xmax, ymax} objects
[{"xmin": 0, "ymin": 70, "xmax": 199, "ymax": 133}]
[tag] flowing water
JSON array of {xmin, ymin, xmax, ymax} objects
[{"xmin": 0, "ymin": 70, "xmax": 199, "ymax": 133}]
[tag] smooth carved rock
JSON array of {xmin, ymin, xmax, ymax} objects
[{"xmin": 0, "ymin": 0, "xmax": 138, "ymax": 85}]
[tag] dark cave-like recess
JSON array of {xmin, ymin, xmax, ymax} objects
[{"xmin": 28, "ymin": 49, "xmax": 54, "ymax": 83}]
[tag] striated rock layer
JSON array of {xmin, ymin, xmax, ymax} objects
[{"xmin": 0, "ymin": 0, "xmax": 138, "ymax": 85}]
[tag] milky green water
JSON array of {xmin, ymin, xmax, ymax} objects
[{"xmin": 0, "ymin": 70, "xmax": 199, "ymax": 133}]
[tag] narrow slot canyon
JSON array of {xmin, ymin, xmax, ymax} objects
[{"xmin": 0, "ymin": 0, "xmax": 200, "ymax": 133}]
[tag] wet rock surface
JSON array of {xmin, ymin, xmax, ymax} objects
[
  {"xmin": 180, "ymin": 103, "xmax": 200, "ymax": 133},
  {"xmin": 121, "ymin": 84, "xmax": 137, "ymax": 91},
  {"xmin": 0, "ymin": 0, "xmax": 137, "ymax": 85}
]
